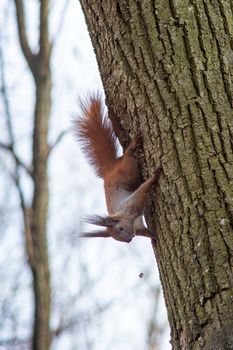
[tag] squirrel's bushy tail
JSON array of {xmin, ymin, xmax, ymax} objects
[{"xmin": 74, "ymin": 94, "xmax": 118, "ymax": 178}]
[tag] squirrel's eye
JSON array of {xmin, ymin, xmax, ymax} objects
[{"xmin": 119, "ymin": 226, "xmax": 124, "ymax": 231}]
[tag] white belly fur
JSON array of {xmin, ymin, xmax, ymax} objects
[
  {"xmin": 107, "ymin": 188, "xmax": 147, "ymax": 232},
  {"xmin": 107, "ymin": 188, "xmax": 132, "ymax": 214},
  {"xmin": 133, "ymin": 216, "xmax": 147, "ymax": 231}
]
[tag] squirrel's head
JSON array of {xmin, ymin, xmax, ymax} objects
[
  {"xmin": 112, "ymin": 219, "xmax": 135, "ymax": 243},
  {"xmin": 80, "ymin": 215, "xmax": 135, "ymax": 243}
]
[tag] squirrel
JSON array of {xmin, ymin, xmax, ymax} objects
[{"xmin": 74, "ymin": 94, "xmax": 161, "ymax": 243}]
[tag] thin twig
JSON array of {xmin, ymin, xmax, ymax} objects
[
  {"xmin": 51, "ymin": 0, "xmax": 71, "ymax": 47},
  {"xmin": 0, "ymin": 337, "xmax": 30, "ymax": 347},
  {"xmin": 0, "ymin": 142, "xmax": 33, "ymax": 176},
  {"xmin": 48, "ymin": 128, "xmax": 69, "ymax": 156},
  {"xmin": 0, "ymin": 32, "xmax": 27, "ymax": 213},
  {"xmin": 0, "ymin": 37, "xmax": 33, "ymax": 177}
]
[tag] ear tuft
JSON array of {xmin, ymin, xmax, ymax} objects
[
  {"xmin": 84, "ymin": 215, "xmax": 120, "ymax": 228},
  {"xmin": 80, "ymin": 230, "xmax": 111, "ymax": 238}
]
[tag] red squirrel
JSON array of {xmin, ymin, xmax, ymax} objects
[{"xmin": 74, "ymin": 95, "xmax": 161, "ymax": 243}]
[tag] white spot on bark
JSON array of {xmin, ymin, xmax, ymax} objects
[{"xmin": 220, "ymin": 218, "xmax": 227, "ymax": 226}]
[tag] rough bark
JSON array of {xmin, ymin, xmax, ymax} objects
[
  {"xmin": 14, "ymin": 1, "xmax": 52, "ymax": 349},
  {"xmin": 79, "ymin": 1, "xmax": 233, "ymax": 349}
]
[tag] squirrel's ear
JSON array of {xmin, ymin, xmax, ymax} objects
[
  {"xmin": 80, "ymin": 230, "xmax": 111, "ymax": 238},
  {"xmin": 135, "ymin": 228, "xmax": 156, "ymax": 239},
  {"xmin": 85, "ymin": 215, "xmax": 120, "ymax": 228}
]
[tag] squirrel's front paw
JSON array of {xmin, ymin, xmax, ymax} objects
[
  {"xmin": 129, "ymin": 133, "xmax": 143, "ymax": 151},
  {"xmin": 152, "ymin": 166, "xmax": 162, "ymax": 183}
]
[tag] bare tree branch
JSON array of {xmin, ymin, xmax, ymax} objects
[
  {"xmin": 0, "ymin": 48, "xmax": 14, "ymax": 143},
  {"xmin": 48, "ymin": 129, "xmax": 69, "ymax": 156},
  {"xmin": 0, "ymin": 337, "xmax": 30, "ymax": 348},
  {"xmin": 39, "ymin": 0, "xmax": 52, "ymax": 59},
  {"xmin": 14, "ymin": 0, "xmax": 35, "ymax": 69},
  {"xmin": 0, "ymin": 26, "xmax": 35, "ymax": 267},
  {"xmin": 51, "ymin": 0, "xmax": 71, "ymax": 46},
  {"xmin": 0, "ymin": 141, "xmax": 33, "ymax": 177},
  {"xmin": 51, "ymin": 301, "xmax": 113, "ymax": 341},
  {"xmin": 0, "ymin": 38, "xmax": 32, "ymax": 177},
  {"xmin": 147, "ymin": 287, "xmax": 165, "ymax": 350}
]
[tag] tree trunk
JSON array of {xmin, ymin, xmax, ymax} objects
[
  {"xmin": 14, "ymin": 1, "xmax": 52, "ymax": 349},
  {"xmin": 80, "ymin": 1, "xmax": 233, "ymax": 349},
  {"xmin": 30, "ymin": 75, "xmax": 51, "ymax": 350}
]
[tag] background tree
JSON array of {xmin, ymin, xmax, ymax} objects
[
  {"xmin": 80, "ymin": 1, "xmax": 233, "ymax": 349},
  {"xmin": 2, "ymin": 0, "xmax": 52, "ymax": 348}
]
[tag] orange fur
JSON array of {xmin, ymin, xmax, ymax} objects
[{"xmin": 74, "ymin": 94, "xmax": 118, "ymax": 178}]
